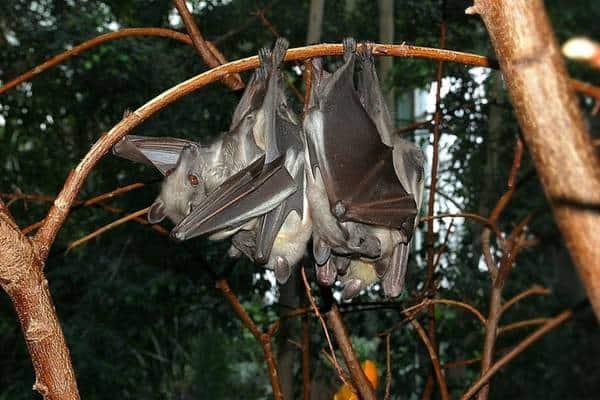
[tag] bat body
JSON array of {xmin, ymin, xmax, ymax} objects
[{"xmin": 303, "ymin": 39, "xmax": 424, "ymax": 298}]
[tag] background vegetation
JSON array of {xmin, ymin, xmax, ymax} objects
[{"xmin": 1, "ymin": 0, "xmax": 598, "ymax": 399}]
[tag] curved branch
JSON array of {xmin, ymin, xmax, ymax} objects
[
  {"xmin": 0, "ymin": 28, "xmax": 196, "ymax": 95},
  {"xmin": 29, "ymin": 42, "xmax": 512, "ymax": 260}
]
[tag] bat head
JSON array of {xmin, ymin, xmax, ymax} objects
[{"xmin": 148, "ymin": 143, "xmax": 208, "ymax": 224}]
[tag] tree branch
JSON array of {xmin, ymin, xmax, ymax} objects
[
  {"xmin": 0, "ymin": 200, "xmax": 80, "ymax": 399},
  {"xmin": 172, "ymin": 0, "xmax": 243, "ymax": 90},
  {"xmin": 461, "ymin": 310, "xmax": 573, "ymax": 400},
  {"xmin": 215, "ymin": 278, "xmax": 283, "ymax": 400}
]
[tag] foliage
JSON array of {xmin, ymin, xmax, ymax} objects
[{"xmin": 1, "ymin": 0, "xmax": 598, "ymax": 399}]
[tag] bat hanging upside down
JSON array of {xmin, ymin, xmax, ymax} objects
[
  {"xmin": 113, "ymin": 37, "xmax": 424, "ymax": 298},
  {"xmin": 303, "ymin": 38, "xmax": 425, "ymax": 299},
  {"xmin": 113, "ymin": 38, "xmax": 311, "ymax": 284}
]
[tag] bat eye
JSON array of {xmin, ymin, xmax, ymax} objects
[
  {"xmin": 188, "ymin": 174, "xmax": 200, "ymax": 186},
  {"xmin": 165, "ymin": 168, "xmax": 174, "ymax": 176}
]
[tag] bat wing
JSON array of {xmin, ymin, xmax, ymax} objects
[
  {"xmin": 112, "ymin": 135, "xmax": 195, "ymax": 175},
  {"xmin": 252, "ymin": 38, "xmax": 307, "ymax": 264},
  {"xmin": 310, "ymin": 38, "xmax": 417, "ymax": 231},
  {"xmin": 229, "ymin": 49, "xmax": 270, "ymax": 130},
  {"xmin": 357, "ymin": 42, "xmax": 395, "ymax": 147},
  {"xmin": 170, "ymin": 155, "xmax": 296, "ymax": 241}
]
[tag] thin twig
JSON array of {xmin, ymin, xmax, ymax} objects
[
  {"xmin": 423, "ymin": 19, "xmax": 447, "ymax": 398},
  {"xmin": 216, "ymin": 278, "xmax": 283, "ymax": 400},
  {"xmin": 384, "ymin": 334, "xmax": 392, "ymax": 400},
  {"xmin": 500, "ymin": 285, "xmax": 551, "ymax": 315},
  {"xmin": 497, "ymin": 318, "xmax": 550, "ymax": 335},
  {"xmin": 409, "ymin": 316, "xmax": 450, "ymax": 400},
  {"xmin": 65, "ymin": 207, "xmax": 149, "ymax": 252},
  {"xmin": 299, "ymin": 267, "xmax": 347, "ymax": 386},
  {"xmin": 461, "ymin": 310, "xmax": 573, "ymax": 400}
]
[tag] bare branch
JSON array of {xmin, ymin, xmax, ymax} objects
[
  {"xmin": 461, "ymin": 310, "xmax": 572, "ymax": 400},
  {"xmin": 326, "ymin": 302, "xmax": 377, "ymax": 400},
  {"xmin": 172, "ymin": 0, "xmax": 243, "ymax": 91},
  {"xmin": 216, "ymin": 278, "xmax": 283, "ymax": 400},
  {"xmin": 500, "ymin": 285, "xmax": 551, "ymax": 315}
]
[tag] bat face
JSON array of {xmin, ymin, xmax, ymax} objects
[{"xmin": 148, "ymin": 144, "xmax": 208, "ymax": 224}]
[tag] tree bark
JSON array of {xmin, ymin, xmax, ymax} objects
[
  {"xmin": 470, "ymin": 0, "xmax": 600, "ymax": 319},
  {"xmin": 0, "ymin": 202, "xmax": 80, "ymax": 400}
]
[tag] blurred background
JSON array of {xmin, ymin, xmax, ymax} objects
[{"xmin": 1, "ymin": 0, "xmax": 599, "ymax": 399}]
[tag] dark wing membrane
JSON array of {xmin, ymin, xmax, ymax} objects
[
  {"xmin": 317, "ymin": 55, "xmax": 417, "ymax": 229},
  {"xmin": 356, "ymin": 42, "xmax": 394, "ymax": 146},
  {"xmin": 171, "ymin": 155, "xmax": 296, "ymax": 240},
  {"xmin": 112, "ymin": 135, "xmax": 194, "ymax": 175},
  {"xmin": 254, "ymin": 149, "xmax": 304, "ymax": 263}
]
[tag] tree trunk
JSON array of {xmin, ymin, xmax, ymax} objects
[
  {"xmin": 469, "ymin": 0, "xmax": 600, "ymax": 318},
  {"xmin": 378, "ymin": 0, "xmax": 395, "ymax": 112},
  {"xmin": 0, "ymin": 203, "xmax": 80, "ymax": 400},
  {"xmin": 306, "ymin": 0, "xmax": 325, "ymax": 45}
]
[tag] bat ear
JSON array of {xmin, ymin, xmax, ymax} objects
[{"xmin": 148, "ymin": 199, "xmax": 167, "ymax": 223}]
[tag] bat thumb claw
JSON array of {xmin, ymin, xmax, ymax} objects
[{"xmin": 170, "ymin": 230, "xmax": 186, "ymax": 242}]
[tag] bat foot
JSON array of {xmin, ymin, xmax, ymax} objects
[
  {"xmin": 313, "ymin": 238, "xmax": 331, "ymax": 266},
  {"xmin": 316, "ymin": 259, "xmax": 337, "ymax": 286},
  {"xmin": 342, "ymin": 278, "xmax": 363, "ymax": 300}
]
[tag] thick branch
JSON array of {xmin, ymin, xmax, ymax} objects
[
  {"xmin": 471, "ymin": 0, "xmax": 600, "ymax": 319},
  {"xmin": 0, "ymin": 202, "xmax": 79, "ymax": 400}
]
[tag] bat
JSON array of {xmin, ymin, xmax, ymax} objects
[
  {"xmin": 171, "ymin": 38, "xmax": 311, "ymax": 283},
  {"xmin": 112, "ymin": 46, "xmax": 293, "ymax": 243},
  {"xmin": 112, "ymin": 47, "xmax": 273, "ymax": 225},
  {"xmin": 303, "ymin": 38, "xmax": 424, "ymax": 298}
]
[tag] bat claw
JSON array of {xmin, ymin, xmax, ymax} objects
[
  {"xmin": 313, "ymin": 238, "xmax": 331, "ymax": 266},
  {"xmin": 170, "ymin": 230, "xmax": 186, "ymax": 242},
  {"xmin": 316, "ymin": 259, "xmax": 337, "ymax": 286}
]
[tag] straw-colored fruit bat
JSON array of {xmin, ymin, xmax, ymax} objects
[
  {"xmin": 113, "ymin": 39, "xmax": 311, "ymax": 283},
  {"xmin": 303, "ymin": 38, "xmax": 424, "ymax": 299}
]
